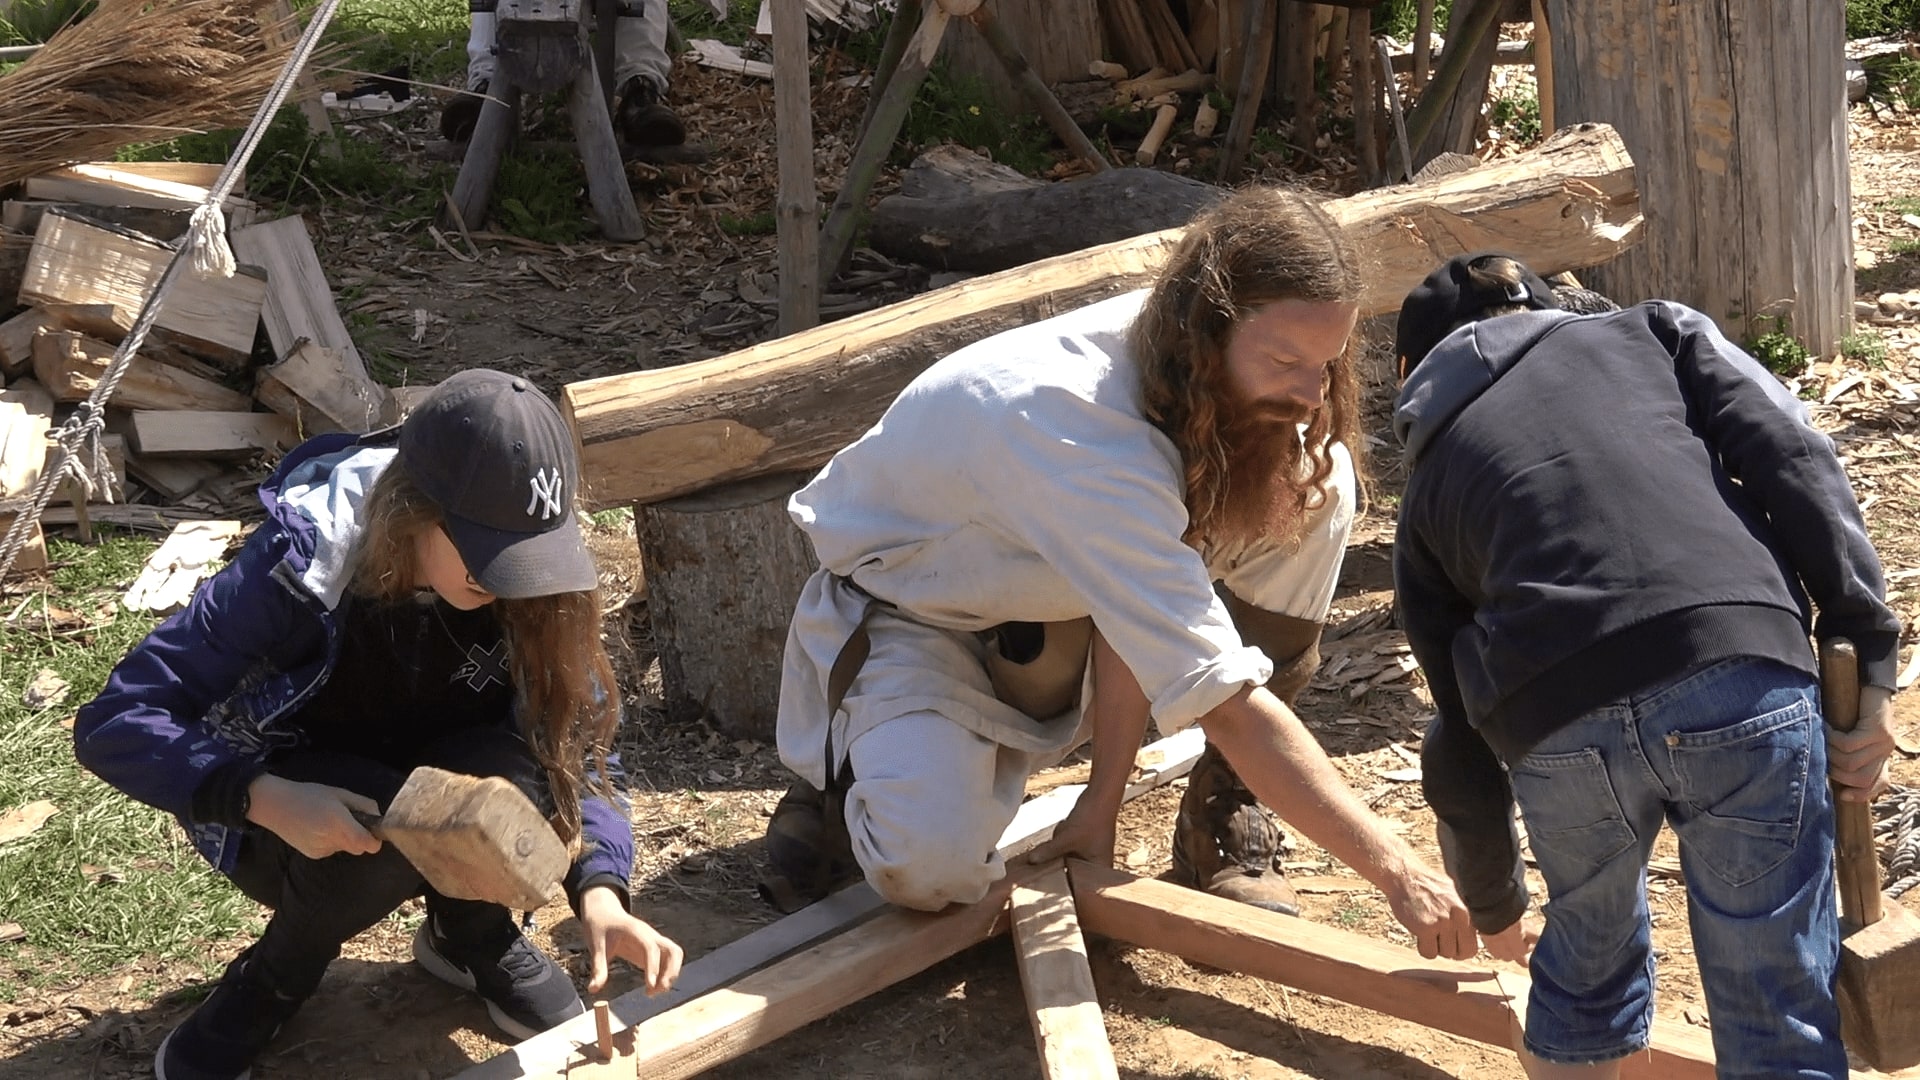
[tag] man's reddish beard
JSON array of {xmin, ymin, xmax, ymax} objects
[{"xmin": 1198, "ymin": 390, "xmax": 1315, "ymax": 552}]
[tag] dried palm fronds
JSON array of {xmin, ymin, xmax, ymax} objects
[{"xmin": 0, "ymin": 0, "xmax": 304, "ymax": 189}]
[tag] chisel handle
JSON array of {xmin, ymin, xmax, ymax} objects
[
  {"xmin": 1822, "ymin": 638, "xmax": 1884, "ymax": 928},
  {"xmin": 350, "ymin": 809, "xmax": 390, "ymax": 841}
]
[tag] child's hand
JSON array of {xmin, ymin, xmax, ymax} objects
[
  {"xmin": 246, "ymin": 774, "xmax": 382, "ymax": 860},
  {"xmin": 579, "ymin": 885, "xmax": 684, "ymax": 996}
]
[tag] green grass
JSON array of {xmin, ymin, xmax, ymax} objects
[
  {"xmin": 0, "ymin": 533, "xmax": 260, "ymax": 1001},
  {"xmin": 1843, "ymin": 330, "xmax": 1890, "ymax": 367},
  {"xmin": 1332, "ymin": 896, "xmax": 1372, "ymax": 929},
  {"xmin": 1489, "ymin": 84, "xmax": 1542, "ymax": 144},
  {"xmin": 1375, "ymin": 0, "xmax": 1452, "ymax": 41},
  {"xmin": 1849, "ymin": 0, "xmax": 1920, "ymax": 37},
  {"xmin": 902, "ymin": 68, "xmax": 1055, "ymax": 176},
  {"xmin": 718, "ymin": 211, "xmax": 777, "ymax": 237},
  {"xmin": 0, "ymin": 0, "xmax": 92, "ymax": 46}
]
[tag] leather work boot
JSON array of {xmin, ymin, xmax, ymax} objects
[
  {"xmin": 759, "ymin": 778, "xmax": 859, "ymax": 914},
  {"xmin": 1170, "ymin": 743, "xmax": 1300, "ymax": 916},
  {"xmin": 614, "ymin": 76, "xmax": 686, "ymax": 147},
  {"xmin": 439, "ymin": 79, "xmax": 489, "ymax": 143}
]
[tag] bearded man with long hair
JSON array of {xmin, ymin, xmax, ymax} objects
[{"xmin": 759, "ymin": 187, "xmax": 1475, "ymax": 960}]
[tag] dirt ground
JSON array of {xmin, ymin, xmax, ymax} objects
[{"xmin": 8, "ymin": 57, "xmax": 1920, "ymax": 1080}]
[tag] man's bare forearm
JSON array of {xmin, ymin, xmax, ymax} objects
[
  {"xmin": 1198, "ymin": 684, "xmax": 1413, "ymax": 888},
  {"xmin": 1083, "ymin": 629, "xmax": 1153, "ymax": 815}
]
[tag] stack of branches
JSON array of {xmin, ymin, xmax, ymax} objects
[{"xmin": 0, "ymin": 0, "xmax": 299, "ymax": 189}]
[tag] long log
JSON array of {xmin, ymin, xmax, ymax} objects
[{"xmin": 565, "ymin": 123, "xmax": 1642, "ymax": 510}]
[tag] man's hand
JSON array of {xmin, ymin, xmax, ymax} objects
[
  {"xmin": 1382, "ymin": 854, "xmax": 1479, "ymax": 961},
  {"xmin": 1025, "ymin": 790, "xmax": 1118, "ymax": 868},
  {"xmin": 1830, "ymin": 684, "xmax": 1896, "ymax": 803},
  {"xmin": 579, "ymin": 886, "xmax": 685, "ymax": 996},
  {"xmin": 1481, "ymin": 913, "xmax": 1542, "ymax": 965},
  {"xmin": 245, "ymin": 774, "xmax": 382, "ymax": 860}
]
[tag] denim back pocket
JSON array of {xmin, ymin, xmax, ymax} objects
[
  {"xmin": 1507, "ymin": 747, "xmax": 1638, "ymax": 870},
  {"xmin": 1663, "ymin": 698, "xmax": 1812, "ymax": 888}
]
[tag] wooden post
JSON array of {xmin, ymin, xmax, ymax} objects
[
  {"xmin": 942, "ymin": 0, "xmax": 1102, "ymax": 112},
  {"xmin": 1218, "ymin": 0, "xmax": 1275, "ymax": 182},
  {"xmin": 772, "ymin": 0, "xmax": 819, "ymax": 333},
  {"xmin": 1011, "ymin": 866, "xmax": 1118, "ymax": 1080},
  {"xmin": 1348, "ymin": 4, "xmax": 1377, "ymax": 184},
  {"xmin": 1531, "ymin": 0, "xmax": 1553, "ymax": 133},
  {"xmin": 267, "ymin": 0, "xmax": 338, "ymax": 157},
  {"xmin": 1413, "ymin": 0, "xmax": 1434, "ymax": 89},
  {"xmin": 817, "ymin": 1, "xmax": 954, "ymax": 288},
  {"xmin": 637, "ymin": 472, "xmax": 819, "ymax": 740},
  {"xmin": 1402, "ymin": 0, "xmax": 1501, "ymax": 159},
  {"xmin": 1547, "ymin": 0, "xmax": 1852, "ymax": 354},
  {"xmin": 445, "ymin": 81, "xmax": 521, "ymax": 234},
  {"xmin": 1378, "ymin": 39, "xmax": 1413, "ymax": 182},
  {"xmin": 859, "ymin": 0, "xmax": 923, "ymax": 136},
  {"xmin": 1289, "ymin": 1, "xmax": 1317, "ymax": 140}
]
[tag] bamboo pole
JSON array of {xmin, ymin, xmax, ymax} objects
[{"xmin": 773, "ymin": 0, "xmax": 819, "ymax": 331}]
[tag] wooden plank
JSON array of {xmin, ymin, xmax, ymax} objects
[
  {"xmin": 122, "ymin": 519, "xmax": 247, "ymax": 613},
  {"xmin": 32, "ymin": 329, "xmax": 253, "ymax": 413},
  {"xmin": 20, "ymin": 212, "xmax": 267, "ymax": 366},
  {"xmin": 227, "ymin": 216, "xmax": 367, "ymax": 373},
  {"xmin": 1, "ymin": 379, "xmax": 56, "ymax": 418},
  {"xmin": 29, "ymin": 501, "xmax": 219, "ymax": 532},
  {"xmin": 124, "ymin": 411, "xmax": 295, "ymax": 459},
  {"xmin": 1068, "ymin": 861, "xmax": 1719, "ymax": 1079},
  {"xmin": 565, "ymin": 124, "xmax": 1643, "ymax": 508},
  {"xmin": 1010, "ymin": 865, "xmax": 1118, "ymax": 1080},
  {"xmin": 24, "ymin": 162, "xmax": 254, "ymax": 219},
  {"xmin": 122, "ymin": 453, "xmax": 226, "ymax": 502},
  {"xmin": 0, "ymin": 401, "xmax": 50, "ymax": 498},
  {"xmin": 454, "ymin": 727, "xmax": 1205, "ymax": 1080},
  {"xmin": 612, "ymin": 866, "xmax": 1031, "ymax": 1079},
  {"xmin": 255, "ymin": 341, "xmax": 393, "ymax": 435},
  {"xmin": 0, "ymin": 308, "xmax": 54, "ymax": 378},
  {"xmin": 4, "ymin": 199, "xmax": 193, "ymax": 242}
]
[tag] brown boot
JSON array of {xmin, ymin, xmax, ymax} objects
[
  {"xmin": 1170, "ymin": 743, "xmax": 1300, "ymax": 916},
  {"xmin": 758, "ymin": 779, "xmax": 859, "ymax": 914}
]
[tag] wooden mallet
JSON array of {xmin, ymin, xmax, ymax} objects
[
  {"xmin": 1822, "ymin": 638, "xmax": 1920, "ymax": 1070},
  {"xmin": 353, "ymin": 766, "xmax": 569, "ymax": 912}
]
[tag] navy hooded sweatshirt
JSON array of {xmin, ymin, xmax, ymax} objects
[{"xmin": 1392, "ymin": 300, "xmax": 1901, "ymax": 932}]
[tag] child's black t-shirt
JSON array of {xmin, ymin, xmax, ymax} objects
[{"xmin": 292, "ymin": 592, "xmax": 515, "ymax": 762}]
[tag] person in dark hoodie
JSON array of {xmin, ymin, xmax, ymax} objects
[
  {"xmin": 1390, "ymin": 253, "xmax": 1900, "ymax": 1080},
  {"xmin": 74, "ymin": 370, "xmax": 683, "ymax": 1080}
]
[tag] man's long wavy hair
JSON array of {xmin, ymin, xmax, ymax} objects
[
  {"xmin": 350, "ymin": 463, "xmax": 616, "ymax": 847},
  {"xmin": 1131, "ymin": 187, "xmax": 1364, "ymax": 549}
]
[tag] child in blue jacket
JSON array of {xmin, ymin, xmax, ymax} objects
[{"xmin": 75, "ymin": 369, "xmax": 683, "ymax": 1080}]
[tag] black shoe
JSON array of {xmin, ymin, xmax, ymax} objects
[
  {"xmin": 614, "ymin": 76, "xmax": 686, "ymax": 147},
  {"xmin": 411, "ymin": 911, "xmax": 584, "ymax": 1041},
  {"xmin": 440, "ymin": 79, "xmax": 489, "ymax": 143},
  {"xmin": 154, "ymin": 951, "xmax": 304, "ymax": 1080},
  {"xmin": 758, "ymin": 779, "xmax": 859, "ymax": 913}
]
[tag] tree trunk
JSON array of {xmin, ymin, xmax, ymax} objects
[
  {"xmin": 1548, "ymin": 0, "xmax": 1852, "ymax": 354},
  {"xmin": 565, "ymin": 123, "xmax": 1643, "ymax": 510},
  {"xmin": 638, "ymin": 473, "xmax": 819, "ymax": 740},
  {"xmin": 868, "ymin": 146, "xmax": 1220, "ymax": 272}
]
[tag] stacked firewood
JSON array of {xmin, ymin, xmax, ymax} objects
[{"xmin": 0, "ymin": 161, "xmax": 396, "ymax": 570}]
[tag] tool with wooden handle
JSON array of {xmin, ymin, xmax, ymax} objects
[
  {"xmin": 1822, "ymin": 638, "xmax": 1920, "ymax": 1071},
  {"xmin": 351, "ymin": 765, "xmax": 569, "ymax": 913}
]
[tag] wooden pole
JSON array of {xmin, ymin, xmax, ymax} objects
[
  {"xmin": 961, "ymin": 5, "xmax": 1110, "ymax": 171},
  {"xmin": 444, "ymin": 82, "xmax": 520, "ymax": 234},
  {"xmin": 566, "ymin": 125, "xmax": 1643, "ymax": 508},
  {"xmin": 1348, "ymin": 4, "xmax": 1377, "ymax": 184},
  {"xmin": 1068, "ymin": 861, "xmax": 1719, "ymax": 1078},
  {"xmin": 1401, "ymin": 0, "xmax": 1501, "ymax": 154},
  {"xmin": 1289, "ymin": 2, "xmax": 1316, "ymax": 140},
  {"xmin": 568, "ymin": 56, "xmax": 645, "ymax": 242},
  {"xmin": 858, "ymin": 0, "xmax": 923, "ymax": 136},
  {"xmin": 1530, "ymin": 0, "xmax": 1554, "ymax": 133},
  {"xmin": 1011, "ymin": 866, "xmax": 1118, "ymax": 1080},
  {"xmin": 773, "ymin": 0, "xmax": 819, "ymax": 332},
  {"xmin": 816, "ymin": 1, "xmax": 953, "ymax": 288},
  {"xmin": 1378, "ymin": 39, "xmax": 1413, "ymax": 182},
  {"xmin": 1413, "ymin": 0, "xmax": 1434, "ymax": 89},
  {"xmin": 1218, "ymin": 0, "xmax": 1275, "ymax": 182}
]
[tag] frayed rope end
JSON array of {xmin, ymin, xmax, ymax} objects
[{"xmin": 188, "ymin": 203, "xmax": 236, "ymax": 279}]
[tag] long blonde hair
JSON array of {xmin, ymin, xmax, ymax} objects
[
  {"xmin": 350, "ymin": 463, "xmax": 616, "ymax": 845},
  {"xmin": 1130, "ymin": 187, "xmax": 1365, "ymax": 547}
]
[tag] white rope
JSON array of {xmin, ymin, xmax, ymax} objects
[
  {"xmin": 1877, "ymin": 785, "xmax": 1920, "ymax": 899},
  {"xmin": 0, "ymin": 0, "xmax": 347, "ymax": 582}
]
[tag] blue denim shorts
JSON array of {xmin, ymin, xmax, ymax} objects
[{"xmin": 1504, "ymin": 657, "xmax": 1844, "ymax": 1079}]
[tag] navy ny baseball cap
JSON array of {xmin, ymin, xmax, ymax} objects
[
  {"xmin": 1394, "ymin": 252, "xmax": 1560, "ymax": 378},
  {"xmin": 397, "ymin": 369, "xmax": 597, "ymax": 598}
]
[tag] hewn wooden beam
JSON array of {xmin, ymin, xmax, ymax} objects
[
  {"xmin": 1067, "ymin": 861, "xmax": 1717, "ymax": 1079},
  {"xmin": 565, "ymin": 123, "xmax": 1641, "ymax": 509},
  {"xmin": 1011, "ymin": 865, "xmax": 1118, "ymax": 1079}
]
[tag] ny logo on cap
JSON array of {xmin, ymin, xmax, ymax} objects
[{"xmin": 527, "ymin": 467, "xmax": 564, "ymax": 521}]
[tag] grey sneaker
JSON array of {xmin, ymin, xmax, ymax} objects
[{"xmin": 412, "ymin": 913, "xmax": 584, "ymax": 1040}]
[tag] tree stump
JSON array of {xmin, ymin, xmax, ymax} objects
[
  {"xmin": 637, "ymin": 472, "xmax": 818, "ymax": 740},
  {"xmin": 1549, "ymin": 0, "xmax": 1852, "ymax": 354}
]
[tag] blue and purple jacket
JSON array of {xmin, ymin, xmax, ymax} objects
[{"xmin": 72, "ymin": 431, "xmax": 636, "ymax": 906}]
